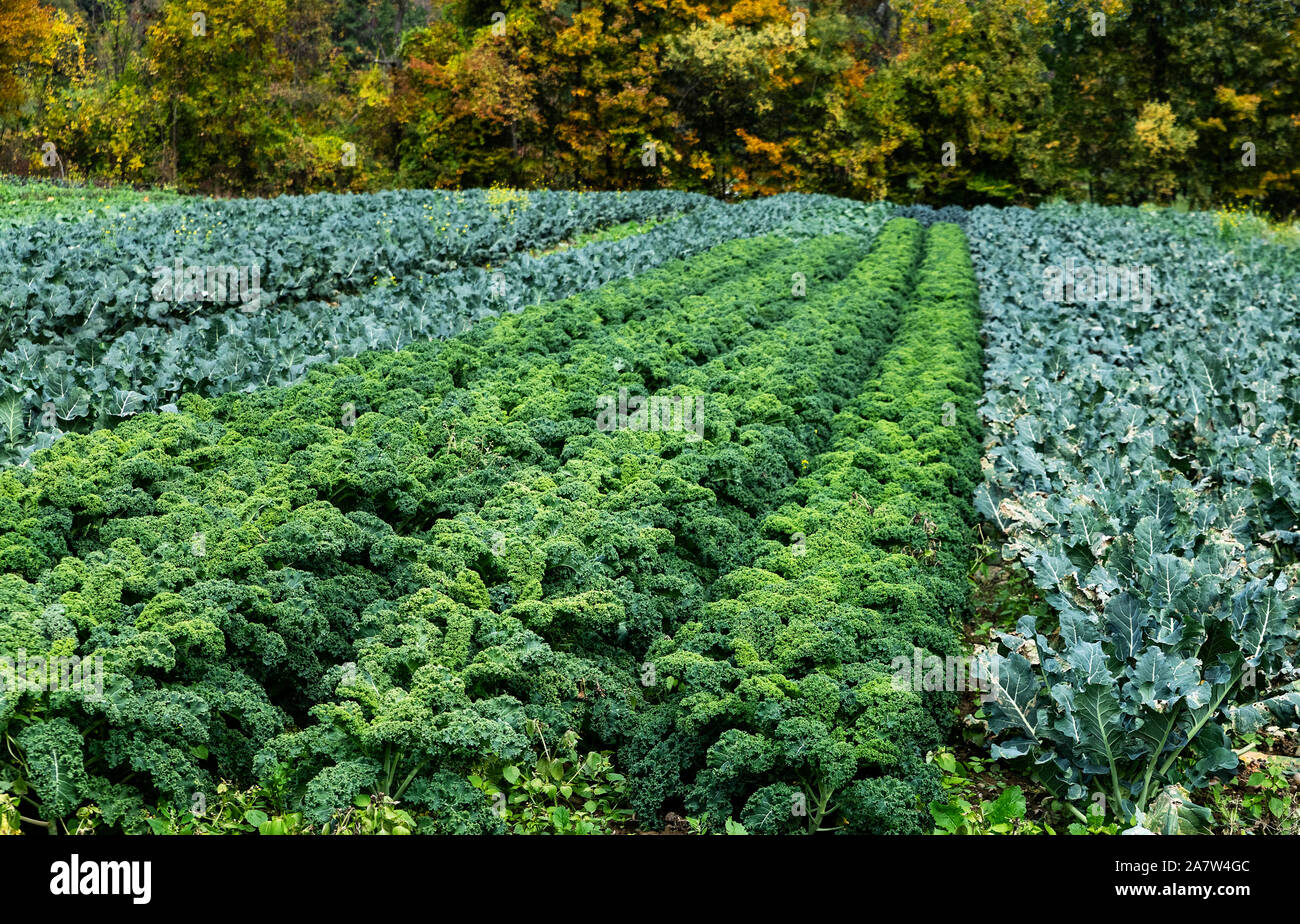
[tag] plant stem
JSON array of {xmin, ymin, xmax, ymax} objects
[
  {"xmin": 1137, "ymin": 705, "xmax": 1181, "ymax": 811},
  {"xmin": 1156, "ymin": 671, "xmax": 1241, "ymax": 780},
  {"xmin": 395, "ymin": 761, "xmax": 427, "ymax": 800}
]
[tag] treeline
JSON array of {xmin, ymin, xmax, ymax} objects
[{"xmin": 1, "ymin": 0, "xmax": 1297, "ymax": 214}]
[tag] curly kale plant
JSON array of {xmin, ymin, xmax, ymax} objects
[
  {"xmin": 0, "ymin": 212, "xmax": 897, "ymax": 832},
  {"xmin": 628, "ymin": 222, "xmax": 984, "ymax": 833}
]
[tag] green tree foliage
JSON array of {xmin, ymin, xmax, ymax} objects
[
  {"xmin": 1043, "ymin": 0, "xmax": 1300, "ymax": 214},
  {"xmin": 814, "ymin": 0, "xmax": 1062, "ymax": 204},
  {"xmin": 144, "ymin": 0, "xmax": 291, "ymax": 190}
]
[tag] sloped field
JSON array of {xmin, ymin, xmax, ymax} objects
[
  {"xmin": 0, "ymin": 199, "xmax": 987, "ymax": 834},
  {"xmin": 2, "ymin": 191, "xmax": 1298, "ymax": 837}
]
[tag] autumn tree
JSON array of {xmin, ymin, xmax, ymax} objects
[
  {"xmin": 0, "ymin": 0, "xmax": 63, "ymax": 120},
  {"xmin": 398, "ymin": 0, "xmax": 690, "ymax": 189},
  {"xmin": 662, "ymin": 0, "xmax": 853, "ymax": 196},
  {"xmin": 0, "ymin": 0, "xmax": 81, "ymax": 175}
]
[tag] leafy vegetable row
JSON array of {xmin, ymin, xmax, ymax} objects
[
  {"xmin": 261, "ymin": 225, "xmax": 915, "ymax": 830},
  {"xmin": 0, "ymin": 188, "xmax": 702, "ymax": 335},
  {"xmin": 633, "ymin": 222, "xmax": 983, "ymax": 833},
  {"xmin": 0, "ymin": 222, "xmax": 895, "ymax": 832},
  {"xmin": 969, "ymin": 203, "xmax": 1300, "ymax": 831},
  {"xmin": 0, "ymin": 192, "xmax": 889, "ymax": 467}
]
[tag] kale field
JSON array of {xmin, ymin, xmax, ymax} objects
[{"xmin": 1, "ymin": 189, "xmax": 1298, "ymax": 837}]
